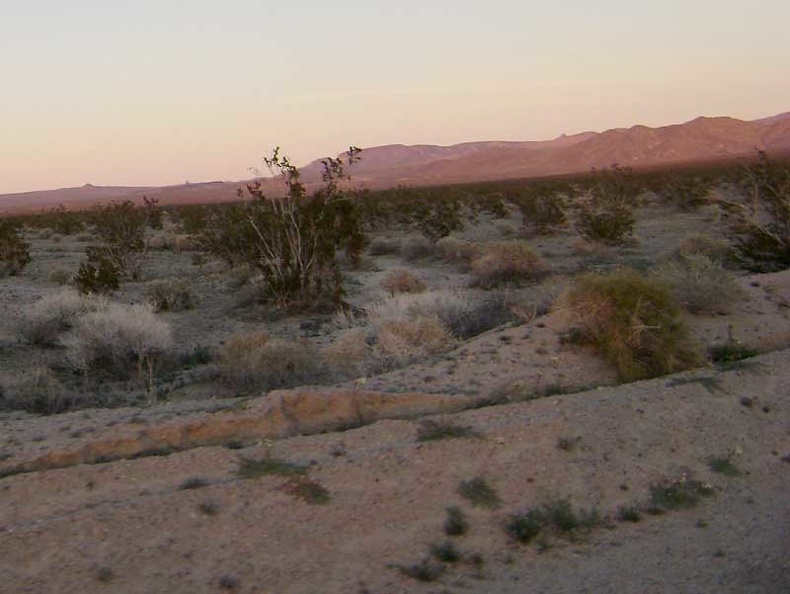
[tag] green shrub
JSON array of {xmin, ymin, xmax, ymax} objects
[
  {"xmin": 86, "ymin": 200, "xmax": 148, "ymax": 280},
  {"xmin": 573, "ymin": 165, "xmax": 639, "ymax": 245},
  {"xmin": 470, "ymin": 240, "xmax": 549, "ymax": 288},
  {"xmin": 721, "ymin": 151, "xmax": 790, "ymax": 272},
  {"xmin": 74, "ymin": 248, "xmax": 120, "ymax": 294},
  {"xmin": 417, "ymin": 419, "xmax": 481, "ymax": 441},
  {"xmin": 0, "ymin": 219, "xmax": 31, "ymax": 276},
  {"xmin": 566, "ymin": 269, "xmax": 703, "ymax": 380},
  {"xmin": 444, "ymin": 506, "xmax": 470, "ymax": 536},
  {"xmin": 457, "ymin": 477, "xmax": 502, "ymax": 510},
  {"xmin": 648, "ymin": 477, "xmax": 714, "ymax": 513},
  {"xmin": 512, "ymin": 189, "xmax": 567, "ymax": 235},
  {"xmin": 201, "ymin": 147, "xmax": 366, "ymax": 309}
]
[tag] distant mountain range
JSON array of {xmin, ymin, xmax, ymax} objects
[{"xmin": 2, "ymin": 112, "xmax": 789, "ymax": 213}]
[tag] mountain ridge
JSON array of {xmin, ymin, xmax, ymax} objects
[{"xmin": 2, "ymin": 112, "xmax": 789, "ymax": 213}]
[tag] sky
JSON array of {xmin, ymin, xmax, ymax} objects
[{"xmin": 1, "ymin": 0, "xmax": 789, "ymax": 194}]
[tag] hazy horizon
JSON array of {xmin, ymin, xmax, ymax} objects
[{"xmin": 2, "ymin": 0, "xmax": 789, "ymax": 195}]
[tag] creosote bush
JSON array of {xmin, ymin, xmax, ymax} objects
[
  {"xmin": 651, "ymin": 254, "xmax": 747, "ymax": 314},
  {"xmin": 565, "ymin": 269, "xmax": 703, "ymax": 381},
  {"xmin": 435, "ymin": 236, "xmax": 481, "ymax": 267},
  {"xmin": 0, "ymin": 219, "xmax": 31, "ymax": 276},
  {"xmin": 470, "ymin": 240, "xmax": 549, "ymax": 288},
  {"xmin": 218, "ymin": 331, "xmax": 320, "ymax": 392}
]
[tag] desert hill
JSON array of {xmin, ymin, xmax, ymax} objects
[{"xmin": 1, "ymin": 112, "xmax": 789, "ymax": 213}]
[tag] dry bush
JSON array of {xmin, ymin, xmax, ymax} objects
[
  {"xmin": 368, "ymin": 289, "xmax": 510, "ymax": 340},
  {"xmin": 65, "ymin": 303, "xmax": 173, "ymax": 382},
  {"xmin": 20, "ymin": 289, "xmax": 106, "ymax": 346},
  {"xmin": 470, "ymin": 240, "xmax": 549, "ymax": 288},
  {"xmin": 374, "ymin": 316, "xmax": 454, "ymax": 366},
  {"xmin": 435, "ymin": 236, "xmax": 481, "ymax": 267},
  {"xmin": 565, "ymin": 269, "xmax": 703, "ymax": 381},
  {"xmin": 380, "ymin": 269, "xmax": 427, "ymax": 296},
  {"xmin": 144, "ymin": 278, "xmax": 194, "ymax": 312},
  {"xmin": 368, "ymin": 236, "xmax": 401, "ymax": 256},
  {"xmin": 651, "ymin": 254, "xmax": 747, "ymax": 314},
  {"xmin": 322, "ymin": 329, "xmax": 374, "ymax": 378},
  {"xmin": 672, "ymin": 233, "xmax": 734, "ymax": 265},
  {"xmin": 218, "ymin": 332, "xmax": 321, "ymax": 392},
  {"xmin": 0, "ymin": 366, "xmax": 78, "ymax": 415},
  {"xmin": 401, "ymin": 235, "xmax": 434, "ymax": 262}
]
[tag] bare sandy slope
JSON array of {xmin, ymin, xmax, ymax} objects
[{"xmin": 1, "ymin": 344, "xmax": 788, "ymax": 594}]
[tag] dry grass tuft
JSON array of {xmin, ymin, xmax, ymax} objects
[
  {"xmin": 374, "ymin": 316, "xmax": 454, "ymax": 366},
  {"xmin": 144, "ymin": 278, "xmax": 195, "ymax": 312},
  {"xmin": 380, "ymin": 269, "xmax": 427, "ymax": 296},
  {"xmin": 470, "ymin": 240, "xmax": 549, "ymax": 288},
  {"xmin": 651, "ymin": 254, "xmax": 748, "ymax": 314},
  {"xmin": 218, "ymin": 332, "xmax": 321, "ymax": 392},
  {"xmin": 565, "ymin": 269, "xmax": 704, "ymax": 381}
]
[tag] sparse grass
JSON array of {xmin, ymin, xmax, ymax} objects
[
  {"xmin": 198, "ymin": 500, "xmax": 220, "ymax": 515},
  {"xmin": 648, "ymin": 477, "xmax": 715, "ymax": 513},
  {"xmin": 430, "ymin": 541, "xmax": 461, "ymax": 563},
  {"xmin": 505, "ymin": 509, "xmax": 544, "ymax": 544},
  {"xmin": 707, "ymin": 455, "xmax": 742, "ymax": 477},
  {"xmin": 417, "ymin": 419, "xmax": 482, "ymax": 442},
  {"xmin": 457, "ymin": 477, "xmax": 502, "ymax": 510},
  {"xmin": 285, "ymin": 477, "xmax": 331, "ymax": 505},
  {"xmin": 179, "ymin": 476, "xmax": 210, "ymax": 490},
  {"xmin": 444, "ymin": 506, "xmax": 470, "ymax": 536},
  {"xmin": 236, "ymin": 457, "xmax": 307, "ymax": 479},
  {"xmin": 617, "ymin": 505, "xmax": 642, "ymax": 523},
  {"xmin": 505, "ymin": 498, "xmax": 602, "ymax": 546},
  {"xmin": 396, "ymin": 560, "xmax": 445, "ymax": 582},
  {"xmin": 95, "ymin": 566, "xmax": 115, "ymax": 584},
  {"xmin": 565, "ymin": 269, "xmax": 704, "ymax": 381},
  {"xmin": 470, "ymin": 240, "xmax": 549, "ymax": 288},
  {"xmin": 556, "ymin": 435, "xmax": 581, "ymax": 452}
]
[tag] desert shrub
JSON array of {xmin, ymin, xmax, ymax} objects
[
  {"xmin": 573, "ymin": 165, "xmax": 639, "ymax": 245},
  {"xmin": 64, "ymin": 303, "xmax": 173, "ymax": 394},
  {"xmin": 368, "ymin": 289, "xmax": 511, "ymax": 340},
  {"xmin": 457, "ymin": 477, "xmax": 502, "ymax": 509},
  {"xmin": 73, "ymin": 248, "xmax": 121, "ymax": 294},
  {"xmin": 0, "ymin": 366, "xmax": 78, "ymax": 414},
  {"xmin": 322, "ymin": 329, "xmax": 373, "ymax": 378},
  {"xmin": 435, "ymin": 236, "xmax": 481, "ymax": 267},
  {"xmin": 39, "ymin": 204, "xmax": 86, "ymax": 235},
  {"xmin": 401, "ymin": 235, "xmax": 434, "ymax": 262},
  {"xmin": 719, "ymin": 151, "xmax": 790, "ymax": 272},
  {"xmin": 470, "ymin": 240, "xmax": 549, "ymax": 288},
  {"xmin": 380, "ymin": 269, "xmax": 426, "ymax": 296},
  {"xmin": 218, "ymin": 332, "xmax": 321, "ymax": 392},
  {"xmin": 48, "ymin": 268, "xmax": 72, "ymax": 285},
  {"xmin": 367, "ymin": 236, "xmax": 401, "ymax": 256},
  {"xmin": 200, "ymin": 148, "xmax": 366, "ymax": 309},
  {"xmin": 672, "ymin": 233, "xmax": 734, "ymax": 266},
  {"xmin": 374, "ymin": 316, "xmax": 454, "ymax": 366},
  {"xmin": 20, "ymin": 289, "xmax": 106, "ymax": 346},
  {"xmin": 0, "ymin": 219, "xmax": 31, "ymax": 276},
  {"xmin": 144, "ymin": 278, "xmax": 194, "ymax": 312},
  {"xmin": 411, "ymin": 195, "xmax": 465, "ymax": 242},
  {"xmin": 512, "ymin": 189, "xmax": 567, "ymax": 235},
  {"xmin": 651, "ymin": 254, "xmax": 747, "ymax": 314},
  {"xmin": 565, "ymin": 269, "xmax": 703, "ymax": 381},
  {"xmin": 654, "ymin": 173, "xmax": 712, "ymax": 211},
  {"xmin": 85, "ymin": 200, "xmax": 148, "ymax": 280}
]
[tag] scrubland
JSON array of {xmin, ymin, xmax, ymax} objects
[{"xmin": 1, "ymin": 154, "xmax": 788, "ymax": 593}]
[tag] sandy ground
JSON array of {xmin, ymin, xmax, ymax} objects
[{"xmin": 2, "ymin": 205, "xmax": 789, "ymax": 593}]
